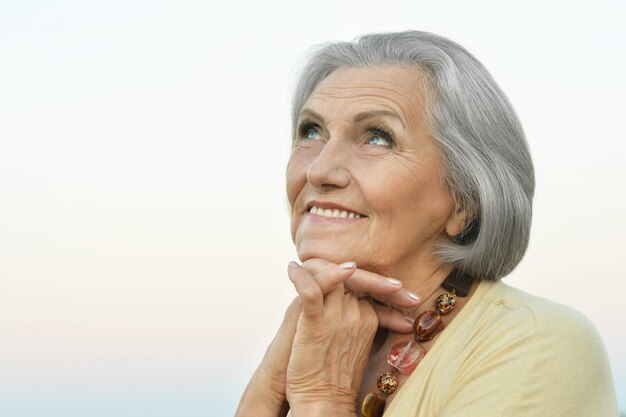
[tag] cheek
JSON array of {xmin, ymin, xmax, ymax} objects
[
  {"xmin": 359, "ymin": 162, "xmax": 423, "ymax": 212},
  {"xmin": 285, "ymin": 154, "xmax": 310, "ymax": 240},
  {"xmin": 285, "ymin": 155, "xmax": 305, "ymax": 206},
  {"xmin": 364, "ymin": 164, "xmax": 450, "ymax": 227},
  {"xmin": 286, "ymin": 146, "xmax": 320, "ymax": 200}
]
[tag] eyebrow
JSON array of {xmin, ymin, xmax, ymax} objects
[
  {"xmin": 298, "ymin": 108, "xmax": 405, "ymax": 129},
  {"xmin": 354, "ymin": 110, "xmax": 405, "ymax": 129}
]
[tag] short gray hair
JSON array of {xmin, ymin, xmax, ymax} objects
[{"xmin": 291, "ymin": 30, "xmax": 534, "ymax": 280}]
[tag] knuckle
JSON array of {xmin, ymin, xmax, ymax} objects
[{"xmin": 299, "ymin": 287, "xmax": 321, "ymax": 303}]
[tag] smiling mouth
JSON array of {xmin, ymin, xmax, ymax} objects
[{"xmin": 309, "ymin": 206, "xmax": 364, "ymax": 219}]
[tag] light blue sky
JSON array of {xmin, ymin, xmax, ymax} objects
[{"xmin": 1, "ymin": 1, "xmax": 624, "ymax": 416}]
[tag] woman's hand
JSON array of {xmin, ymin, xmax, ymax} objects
[
  {"xmin": 301, "ymin": 258, "xmax": 421, "ymax": 334},
  {"xmin": 256, "ymin": 259, "xmax": 418, "ymax": 398},
  {"xmin": 236, "ymin": 259, "xmax": 422, "ymax": 417},
  {"xmin": 236, "ymin": 261, "xmax": 368, "ymax": 417},
  {"xmin": 286, "ymin": 261, "xmax": 378, "ymax": 417}
]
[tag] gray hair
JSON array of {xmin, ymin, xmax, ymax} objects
[{"xmin": 291, "ymin": 30, "xmax": 534, "ymax": 280}]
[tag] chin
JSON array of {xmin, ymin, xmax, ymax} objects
[
  {"xmin": 296, "ymin": 244, "xmax": 356, "ymax": 265},
  {"xmin": 296, "ymin": 244, "xmax": 382, "ymax": 273}
]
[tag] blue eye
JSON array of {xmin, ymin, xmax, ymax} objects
[
  {"xmin": 366, "ymin": 127, "xmax": 394, "ymax": 148},
  {"xmin": 305, "ymin": 127, "xmax": 321, "ymax": 140},
  {"xmin": 297, "ymin": 121, "xmax": 322, "ymax": 141},
  {"xmin": 367, "ymin": 135, "xmax": 391, "ymax": 147}
]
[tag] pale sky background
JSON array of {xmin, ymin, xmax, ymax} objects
[{"xmin": 0, "ymin": 1, "xmax": 624, "ymax": 416}]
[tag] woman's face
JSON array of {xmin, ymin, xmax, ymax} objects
[{"xmin": 286, "ymin": 66, "xmax": 464, "ymax": 275}]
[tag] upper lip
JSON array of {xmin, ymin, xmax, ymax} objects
[{"xmin": 305, "ymin": 200, "xmax": 366, "ymax": 217}]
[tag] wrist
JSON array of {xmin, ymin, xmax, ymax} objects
[
  {"xmin": 235, "ymin": 366, "xmax": 287, "ymax": 417},
  {"xmin": 258, "ymin": 364, "xmax": 287, "ymax": 403}
]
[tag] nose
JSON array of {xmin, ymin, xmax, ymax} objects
[{"xmin": 306, "ymin": 137, "xmax": 351, "ymax": 191}]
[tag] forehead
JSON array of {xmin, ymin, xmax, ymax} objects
[{"xmin": 303, "ymin": 66, "xmax": 429, "ymax": 125}]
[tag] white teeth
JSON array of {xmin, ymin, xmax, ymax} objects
[{"xmin": 309, "ymin": 206, "xmax": 362, "ymax": 219}]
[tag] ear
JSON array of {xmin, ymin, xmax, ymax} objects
[{"xmin": 444, "ymin": 206, "xmax": 468, "ymax": 238}]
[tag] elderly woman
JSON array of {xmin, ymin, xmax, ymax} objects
[{"xmin": 235, "ymin": 31, "xmax": 618, "ymax": 417}]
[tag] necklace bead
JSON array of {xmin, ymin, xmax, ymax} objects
[
  {"xmin": 360, "ymin": 282, "xmax": 465, "ymax": 417},
  {"xmin": 361, "ymin": 392, "xmax": 386, "ymax": 417},
  {"xmin": 387, "ymin": 340, "xmax": 426, "ymax": 374},
  {"xmin": 435, "ymin": 292, "xmax": 457, "ymax": 315},
  {"xmin": 376, "ymin": 371, "xmax": 398, "ymax": 394},
  {"xmin": 413, "ymin": 310, "xmax": 444, "ymax": 342}
]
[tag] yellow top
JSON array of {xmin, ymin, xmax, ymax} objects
[
  {"xmin": 286, "ymin": 280, "xmax": 618, "ymax": 416},
  {"xmin": 384, "ymin": 280, "xmax": 618, "ymax": 417}
]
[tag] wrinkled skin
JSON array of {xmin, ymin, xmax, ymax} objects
[{"xmin": 236, "ymin": 66, "xmax": 467, "ymax": 417}]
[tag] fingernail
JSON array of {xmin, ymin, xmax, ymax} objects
[
  {"xmin": 339, "ymin": 261, "xmax": 356, "ymax": 269},
  {"xmin": 385, "ymin": 277, "xmax": 402, "ymax": 287},
  {"xmin": 406, "ymin": 291, "xmax": 421, "ymax": 302},
  {"xmin": 288, "ymin": 261, "xmax": 300, "ymax": 268}
]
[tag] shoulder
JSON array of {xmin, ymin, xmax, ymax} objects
[
  {"xmin": 452, "ymin": 281, "xmax": 596, "ymax": 359},
  {"xmin": 458, "ymin": 280, "xmax": 619, "ymax": 416},
  {"xmin": 479, "ymin": 281, "xmax": 602, "ymax": 352},
  {"xmin": 391, "ymin": 281, "xmax": 618, "ymax": 417}
]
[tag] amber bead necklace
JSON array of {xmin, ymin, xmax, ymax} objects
[{"xmin": 360, "ymin": 270, "xmax": 472, "ymax": 417}]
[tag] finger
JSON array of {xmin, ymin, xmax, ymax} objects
[
  {"xmin": 358, "ymin": 297, "xmax": 379, "ymax": 336},
  {"xmin": 304, "ymin": 259, "xmax": 410, "ymax": 300},
  {"xmin": 324, "ymin": 278, "xmax": 347, "ymax": 310},
  {"xmin": 373, "ymin": 304, "xmax": 415, "ymax": 334},
  {"xmin": 365, "ymin": 289, "xmax": 423, "ymax": 309},
  {"xmin": 340, "ymin": 290, "xmax": 361, "ymax": 329},
  {"xmin": 302, "ymin": 259, "xmax": 422, "ymax": 308},
  {"xmin": 312, "ymin": 261, "xmax": 358, "ymax": 295},
  {"xmin": 300, "ymin": 258, "xmax": 334, "ymax": 275},
  {"xmin": 344, "ymin": 269, "xmax": 422, "ymax": 307},
  {"xmin": 287, "ymin": 261, "xmax": 324, "ymax": 320}
]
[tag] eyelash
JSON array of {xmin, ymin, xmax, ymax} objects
[
  {"xmin": 296, "ymin": 120, "xmax": 396, "ymax": 148},
  {"xmin": 297, "ymin": 120, "xmax": 320, "ymax": 139},
  {"xmin": 366, "ymin": 124, "xmax": 395, "ymax": 147}
]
